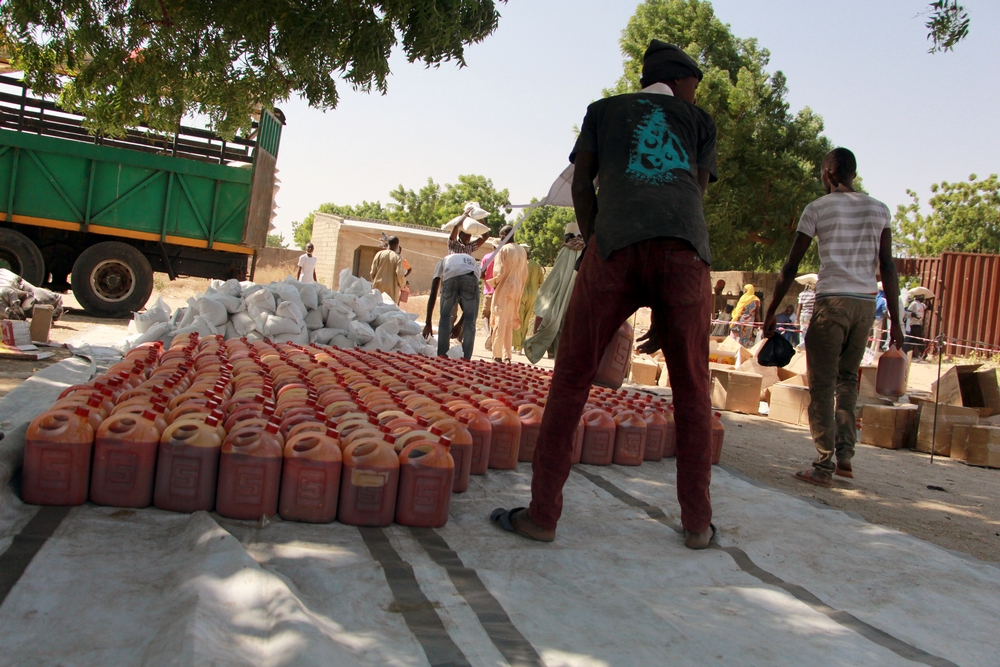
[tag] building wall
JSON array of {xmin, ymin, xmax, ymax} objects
[
  {"xmin": 255, "ymin": 246, "xmax": 302, "ymax": 268},
  {"xmin": 309, "ymin": 213, "xmax": 490, "ymax": 294}
]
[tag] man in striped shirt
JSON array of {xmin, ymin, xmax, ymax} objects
[{"xmin": 764, "ymin": 147, "xmax": 903, "ymax": 487}]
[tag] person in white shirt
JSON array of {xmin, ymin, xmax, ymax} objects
[
  {"xmin": 904, "ymin": 295, "xmax": 928, "ymax": 357},
  {"xmin": 764, "ymin": 147, "xmax": 904, "ymax": 487},
  {"xmin": 422, "ymin": 253, "xmax": 481, "ymax": 359},
  {"xmin": 297, "ymin": 243, "xmax": 318, "ymax": 284}
]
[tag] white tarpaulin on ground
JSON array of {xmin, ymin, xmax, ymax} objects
[{"xmin": 2, "ymin": 434, "xmax": 998, "ymax": 664}]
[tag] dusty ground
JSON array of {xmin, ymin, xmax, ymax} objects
[{"xmin": 3, "ymin": 275, "xmax": 999, "ymax": 563}]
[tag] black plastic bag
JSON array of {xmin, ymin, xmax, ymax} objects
[{"xmin": 758, "ymin": 333, "xmax": 795, "ymax": 367}]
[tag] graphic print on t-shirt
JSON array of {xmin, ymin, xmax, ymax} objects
[{"xmin": 627, "ymin": 100, "xmax": 690, "ymax": 185}]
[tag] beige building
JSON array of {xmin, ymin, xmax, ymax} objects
[{"xmin": 310, "ymin": 213, "xmax": 491, "ymax": 294}]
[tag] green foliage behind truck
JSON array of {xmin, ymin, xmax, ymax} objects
[{"xmin": 0, "ymin": 76, "xmax": 281, "ymax": 317}]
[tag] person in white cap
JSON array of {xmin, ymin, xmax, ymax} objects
[
  {"xmin": 513, "ymin": 244, "xmax": 545, "ymax": 352},
  {"xmin": 523, "ymin": 224, "xmax": 585, "ymax": 362}
]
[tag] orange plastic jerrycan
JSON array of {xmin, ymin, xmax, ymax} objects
[
  {"xmin": 516, "ymin": 404, "xmax": 544, "ymax": 463},
  {"xmin": 90, "ymin": 412, "xmax": 160, "ymax": 508},
  {"xmin": 593, "ymin": 321, "xmax": 634, "ymax": 389},
  {"xmin": 395, "ymin": 443, "xmax": 454, "ymax": 528},
  {"xmin": 612, "ymin": 410, "xmax": 647, "ymax": 466},
  {"xmin": 641, "ymin": 409, "xmax": 669, "ymax": 462},
  {"xmin": 23, "ymin": 407, "xmax": 95, "ymax": 506},
  {"xmin": 571, "ymin": 415, "xmax": 585, "ymax": 465},
  {"xmin": 876, "ymin": 346, "xmax": 908, "ymax": 397},
  {"xmin": 580, "ymin": 409, "xmax": 616, "ymax": 465},
  {"xmin": 278, "ymin": 432, "xmax": 342, "ymax": 523},
  {"xmin": 338, "ymin": 440, "xmax": 399, "ymax": 527},
  {"xmin": 660, "ymin": 407, "xmax": 677, "ymax": 458},
  {"xmin": 455, "ymin": 408, "xmax": 491, "ymax": 475},
  {"xmin": 431, "ymin": 419, "xmax": 473, "ymax": 493},
  {"xmin": 487, "ymin": 406, "xmax": 521, "ymax": 470},
  {"xmin": 216, "ymin": 428, "xmax": 284, "ymax": 520},
  {"xmin": 153, "ymin": 420, "xmax": 222, "ymax": 513},
  {"xmin": 711, "ymin": 412, "xmax": 725, "ymax": 465}
]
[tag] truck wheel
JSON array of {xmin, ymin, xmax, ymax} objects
[
  {"xmin": 0, "ymin": 228, "xmax": 45, "ymax": 286},
  {"xmin": 71, "ymin": 242, "xmax": 153, "ymax": 318}
]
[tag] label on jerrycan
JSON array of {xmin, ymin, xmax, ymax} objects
[
  {"xmin": 295, "ymin": 469, "xmax": 327, "ymax": 509},
  {"xmin": 39, "ymin": 450, "xmax": 73, "ymax": 489},
  {"xmin": 590, "ymin": 433, "xmax": 610, "ymax": 457},
  {"xmin": 170, "ymin": 456, "xmax": 202, "ymax": 497},
  {"xmin": 414, "ymin": 477, "xmax": 444, "ymax": 515},
  {"xmin": 106, "ymin": 450, "xmax": 138, "ymax": 489},
  {"xmin": 235, "ymin": 465, "xmax": 265, "ymax": 505}
]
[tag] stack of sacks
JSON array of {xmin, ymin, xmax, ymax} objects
[
  {"xmin": 0, "ymin": 268, "xmax": 65, "ymax": 321},
  {"xmin": 126, "ymin": 268, "xmax": 437, "ymax": 355}
]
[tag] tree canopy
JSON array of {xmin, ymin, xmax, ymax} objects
[
  {"xmin": 608, "ymin": 0, "xmax": 831, "ymax": 270},
  {"xmin": 515, "ymin": 203, "xmax": 577, "ymax": 266},
  {"xmin": 265, "ymin": 232, "xmax": 288, "ymax": 249},
  {"xmin": 893, "ymin": 174, "xmax": 1000, "ymax": 256},
  {"xmin": 290, "ymin": 174, "xmax": 510, "ymax": 249},
  {"xmin": 0, "ymin": 0, "xmax": 506, "ymax": 138},
  {"xmin": 925, "ymin": 1, "xmax": 970, "ymax": 53}
]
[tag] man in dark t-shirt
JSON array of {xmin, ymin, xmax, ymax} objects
[{"xmin": 490, "ymin": 41, "xmax": 718, "ymax": 549}]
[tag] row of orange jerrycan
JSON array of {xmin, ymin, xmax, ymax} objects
[
  {"xmin": 23, "ymin": 407, "xmax": 458, "ymax": 528},
  {"xmin": 21, "ymin": 337, "xmax": 461, "ymax": 527}
]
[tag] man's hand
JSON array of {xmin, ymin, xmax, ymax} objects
[
  {"xmin": 636, "ymin": 325, "xmax": 660, "ymax": 355},
  {"xmin": 762, "ymin": 311, "xmax": 777, "ymax": 338},
  {"xmin": 422, "ymin": 322, "xmax": 433, "ymax": 339},
  {"xmin": 889, "ymin": 322, "xmax": 905, "ymax": 350}
]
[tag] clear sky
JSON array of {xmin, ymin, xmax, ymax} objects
[{"xmin": 270, "ymin": 0, "xmax": 1000, "ymax": 249}]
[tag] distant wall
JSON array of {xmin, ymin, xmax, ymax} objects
[
  {"xmin": 310, "ymin": 213, "xmax": 489, "ymax": 294},
  {"xmin": 256, "ymin": 246, "xmax": 302, "ymax": 267}
]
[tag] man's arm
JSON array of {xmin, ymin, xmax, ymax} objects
[
  {"xmin": 697, "ymin": 169, "xmax": 711, "ymax": 196},
  {"xmin": 422, "ymin": 277, "xmax": 441, "ymax": 338},
  {"xmin": 571, "ymin": 151, "xmax": 599, "ymax": 243},
  {"xmin": 296, "ymin": 259, "xmax": 303, "ymax": 281},
  {"xmin": 763, "ymin": 232, "xmax": 813, "ymax": 337},
  {"xmin": 449, "ymin": 214, "xmax": 468, "ymax": 241},
  {"xmin": 472, "ymin": 232, "xmax": 490, "ymax": 250},
  {"xmin": 878, "ymin": 227, "xmax": 905, "ymax": 349}
]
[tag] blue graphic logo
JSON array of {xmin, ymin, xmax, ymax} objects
[{"xmin": 627, "ymin": 103, "xmax": 690, "ymax": 184}]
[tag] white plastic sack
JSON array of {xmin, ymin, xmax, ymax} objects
[
  {"xmin": 324, "ymin": 301, "xmax": 355, "ymax": 330},
  {"xmin": 177, "ymin": 298, "xmax": 198, "ymax": 328},
  {"xmin": 309, "ymin": 328, "xmax": 346, "ymax": 345},
  {"xmin": 464, "ymin": 201, "xmax": 490, "ymax": 220},
  {"xmin": 446, "ymin": 344, "xmax": 464, "ymax": 359},
  {"xmin": 132, "ymin": 296, "xmax": 171, "ymax": 334},
  {"xmin": 275, "ymin": 300, "xmax": 305, "ymax": 324},
  {"xmin": 245, "ymin": 288, "xmax": 275, "ymax": 312},
  {"xmin": 197, "ymin": 297, "xmax": 229, "ymax": 328},
  {"xmin": 212, "ymin": 293, "xmax": 244, "ymax": 314},
  {"xmin": 399, "ymin": 320, "xmax": 423, "ymax": 336},
  {"xmin": 298, "ymin": 283, "xmax": 319, "ymax": 311},
  {"xmin": 223, "ymin": 321, "xmax": 239, "ymax": 340},
  {"xmin": 271, "ymin": 283, "xmax": 305, "ymax": 312},
  {"xmin": 348, "ymin": 321, "xmax": 375, "ymax": 344},
  {"xmin": 331, "ymin": 334, "xmax": 355, "ymax": 349},
  {"xmin": 131, "ymin": 321, "xmax": 172, "ymax": 347},
  {"xmin": 303, "ymin": 308, "xmax": 325, "ymax": 331},
  {"xmin": 375, "ymin": 320, "xmax": 401, "ymax": 337},
  {"xmin": 373, "ymin": 311, "xmax": 408, "ymax": 328},
  {"xmin": 272, "ymin": 329, "xmax": 310, "ymax": 345},
  {"xmin": 219, "ymin": 278, "xmax": 243, "ymax": 297},
  {"xmin": 338, "ymin": 268, "xmax": 358, "ymax": 293},
  {"xmin": 345, "ymin": 276, "xmax": 372, "ymax": 297},
  {"xmin": 352, "ymin": 293, "xmax": 382, "ymax": 322},
  {"xmin": 263, "ymin": 314, "xmax": 302, "ymax": 337},
  {"xmin": 230, "ymin": 311, "xmax": 255, "ymax": 336}
]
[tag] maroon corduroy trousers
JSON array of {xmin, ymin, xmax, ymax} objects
[{"xmin": 528, "ymin": 238, "xmax": 714, "ymax": 533}]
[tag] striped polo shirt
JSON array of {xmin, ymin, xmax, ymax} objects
[{"xmin": 796, "ymin": 192, "xmax": 891, "ymax": 297}]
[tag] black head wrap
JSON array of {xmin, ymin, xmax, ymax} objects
[{"xmin": 640, "ymin": 40, "xmax": 703, "ymax": 88}]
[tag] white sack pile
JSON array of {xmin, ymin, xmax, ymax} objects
[{"xmin": 126, "ymin": 268, "xmax": 437, "ymax": 355}]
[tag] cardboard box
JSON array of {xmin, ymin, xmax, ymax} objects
[
  {"xmin": 860, "ymin": 404, "xmax": 918, "ymax": 449},
  {"xmin": 29, "ymin": 304, "xmax": 54, "ymax": 343},
  {"xmin": 629, "ymin": 357, "xmax": 659, "ymax": 386},
  {"xmin": 711, "ymin": 369, "xmax": 763, "ymax": 414},
  {"xmin": 739, "ymin": 355, "xmax": 797, "ymax": 400},
  {"xmin": 785, "ymin": 350, "xmax": 809, "ymax": 377},
  {"xmin": 930, "ymin": 364, "xmax": 1000, "ymax": 415},
  {"xmin": 769, "ymin": 379, "xmax": 811, "ymax": 426},
  {"xmin": 656, "ymin": 362, "xmax": 670, "ymax": 388},
  {"xmin": 0, "ymin": 319, "xmax": 31, "ymax": 347},
  {"xmin": 915, "ymin": 403, "xmax": 980, "ymax": 456},
  {"xmin": 966, "ymin": 426, "xmax": 1000, "ymax": 468},
  {"xmin": 950, "ymin": 424, "xmax": 971, "ymax": 461},
  {"xmin": 858, "ymin": 366, "xmax": 879, "ymax": 398}
]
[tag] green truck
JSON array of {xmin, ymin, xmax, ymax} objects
[{"xmin": 0, "ymin": 75, "xmax": 282, "ymax": 316}]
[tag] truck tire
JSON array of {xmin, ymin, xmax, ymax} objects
[
  {"xmin": 71, "ymin": 241, "xmax": 153, "ymax": 318},
  {"xmin": 0, "ymin": 228, "xmax": 45, "ymax": 286}
]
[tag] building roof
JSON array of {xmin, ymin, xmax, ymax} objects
[{"xmin": 320, "ymin": 213, "xmax": 451, "ymax": 239}]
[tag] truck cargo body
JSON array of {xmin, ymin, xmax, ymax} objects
[{"xmin": 0, "ymin": 76, "xmax": 281, "ymax": 316}]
